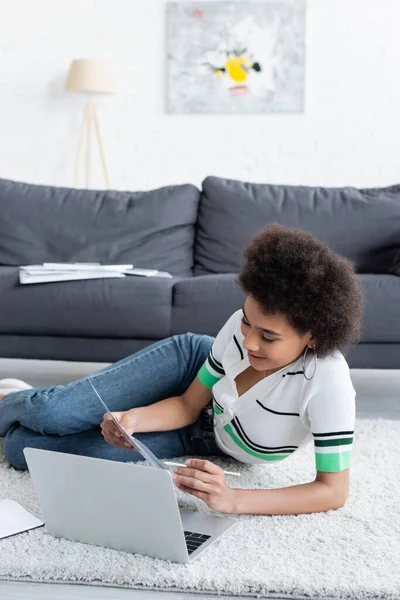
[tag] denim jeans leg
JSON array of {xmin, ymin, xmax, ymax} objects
[
  {"xmin": 1, "ymin": 333, "xmax": 216, "ymax": 469},
  {"xmin": 0, "ymin": 333, "xmax": 214, "ymax": 438},
  {"xmin": 4, "ymin": 423, "xmax": 195, "ymax": 471}
]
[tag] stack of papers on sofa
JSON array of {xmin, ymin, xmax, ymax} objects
[{"xmin": 19, "ymin": 263, "xmax": 172, "ymax": 284}]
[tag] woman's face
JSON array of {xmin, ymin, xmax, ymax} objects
[{"xmin": 240, "ymin": 295, "xmax": 315, "ymax": 373}]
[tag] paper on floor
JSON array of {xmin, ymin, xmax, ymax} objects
[{"xmin": 0, "ymin": 498, "xmax": 43, "ymax": 539}]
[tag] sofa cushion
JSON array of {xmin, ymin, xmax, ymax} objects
[
  {"xmin": 0, "ymin": 178, "xmax": 200, "ymax": 277},
  {"xmin": 357, "ymin": 274, "xmax": 400, "ymax": 342},
  {"xmin": 171, "ymin": 273, "xmax": 400, "ymax": 344},
  {"xmin": 0, "ymin": 267, "xmax": 174, "ymax": 339},
  {"xmin": 0, "ymin": 334, "xmax": 159, "ymax": 363},
  {"xmin": 194, "ymin": 176, "xmax": 400, "ymax": 276},
  {"xmin": 171, "ymin": 273, "xmax": 246, "ymax": 336},
  {"xmin": 366, "ymin": 246, "xmax": 400, "ymax": 275}
]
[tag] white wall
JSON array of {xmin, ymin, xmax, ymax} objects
[{"xmin": 0, "ymin": 0, "xmax": 400, "ymax": 191}]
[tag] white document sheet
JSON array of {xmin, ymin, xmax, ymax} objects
[
  {"xmin": 43, "ymin": 263, "xmax": 134, "ymax": 271},
  {"xmin": 0, "ymin": 499, "xmax": 44, "ymax": 539},
  {"xmin": 19, "ymin": 270, "xmax": 126, "ymax": 284},
  {"xmin": 88, "ymin": 379, "xmax": 168, "ymax": 470},
  {"xmin": 89, "ymin": 379, "xmax": 201, "ymax": 508}
]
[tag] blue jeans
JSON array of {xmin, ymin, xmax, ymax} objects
[{"xmin": 0, "ymin": 334, "xmax": 227, "ymax": 470}]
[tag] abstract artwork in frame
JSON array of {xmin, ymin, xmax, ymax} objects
[{"xmin": 166, "ymin": 1, "xmax": 306, "ymax": 114}]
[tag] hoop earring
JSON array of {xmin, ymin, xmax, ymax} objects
[{"xmin": 303, "ymin": 345, "xmax": 317, "ymax": 380}]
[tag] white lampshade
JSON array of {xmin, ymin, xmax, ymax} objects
[{"xmin": 65, "ymin": 59, "xmax": 116, "ymax": 94}]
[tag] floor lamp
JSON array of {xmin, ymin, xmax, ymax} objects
[{"xmin": 65, "ymin": 59, "xmax": 116, "ymax": 189}]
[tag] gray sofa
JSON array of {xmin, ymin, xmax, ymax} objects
[{"xmin": 0, "ymin": 176, "xmax": 399, "ymax": 368}]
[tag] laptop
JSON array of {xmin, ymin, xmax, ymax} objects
[{"xmin": 23, "ymin": 447, "xmax": 235, "ymax": 563}]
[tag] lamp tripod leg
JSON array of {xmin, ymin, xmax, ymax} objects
[
  {"xmin": 92, "ymin": 105, "xmax": 111, "ymax": 189},
  {"xmin": 74, "ymin": 103, "xmax": 90, "ymax": 188},
  {"xmin": 85, "ymin": 105, "xmax": 92, "ymax": 189}
]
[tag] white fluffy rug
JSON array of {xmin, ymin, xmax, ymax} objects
[{"xmin": 0, "ymin": 418, "xmax": 399, "ymax": 600}]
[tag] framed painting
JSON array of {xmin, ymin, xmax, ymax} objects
[{"xmin": 167, "ymin": 1, "xmax": 306, "ymax": 114}]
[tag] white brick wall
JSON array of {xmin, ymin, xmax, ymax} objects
[{"xmin": 0, "ymin": 0, "xmax": 400, "ymax": 191}]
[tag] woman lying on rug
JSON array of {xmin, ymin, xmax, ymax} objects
[{"xmin": 0, "ymin": 223, "xmax": 364, "ymax": 516}]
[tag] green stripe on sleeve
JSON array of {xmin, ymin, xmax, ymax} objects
[
  {"xmin": 315, "ymin": 451, "xmax": 352, "ymax": 472},
  {"xmin": 197, "ymin": 363, "xmax": 221, "ymax": 389},
  {"xmin": 315, "ymin": 438, "xmax": 353, "ymax": 447}
]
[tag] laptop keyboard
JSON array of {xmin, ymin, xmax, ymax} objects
[{"xmin": 184, "ymin": 530, "xmax": 211, "ymax": 555}]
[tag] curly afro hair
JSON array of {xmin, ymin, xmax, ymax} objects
[{"xmin": 237, "ymin": 222, "xmax": 365, "ymax": 359}]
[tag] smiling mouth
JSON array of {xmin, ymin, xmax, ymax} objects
[{"xmin": 248, "ymin": 352, "xmax": 265, "ymax": 359}]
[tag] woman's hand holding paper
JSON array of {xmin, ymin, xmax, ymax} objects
[{"xmin": 100, "ymin": 410, "xmax": 138, "ymax": 450}]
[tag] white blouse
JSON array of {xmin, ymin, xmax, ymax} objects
[{"xmin": 197, "ymin": 309, "xmax": 355, "ymax": 473}]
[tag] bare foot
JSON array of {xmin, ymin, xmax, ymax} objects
[{"xmin": 0, "ymin": 393, "xmax": 6, "ymax": 401}]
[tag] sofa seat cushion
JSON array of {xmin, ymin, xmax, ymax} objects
[
  {"xmin": 0, "ymin": 334, "xmax": 158, "ymax": 362},
  {"xmin": 195, "ymin": 176, "xmax": 400, "ymax": 276},
  {"xmin": 0, "ymin": 267, "xmax": 174, "ymax": 339},
  {"xmin": 0, "ymin": 178, "xmax": 200, "ymax": 278},
  {"xmin": 171, "ymin": 273, "xmax": 247, "ymax": 336},
  {"xmin": 358, "ymin": 274, "xmax": 400, "ymax": 342},
  {"xmin": 172, "ymin": 274, "xmax": 400, "ymax": 344}
]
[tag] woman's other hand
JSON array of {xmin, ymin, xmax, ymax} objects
[{"xmin": 172, "ymin": 459, "xmax": 238, "ymax": 513}]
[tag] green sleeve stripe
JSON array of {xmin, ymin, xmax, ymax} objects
[
  {"xmin": 197, "ymin": 363, "xmax": 221, "ymax": 389},
  {"xmin": 315, "ymin": 451, "xmax": 352, "ymax": 472},
  {"xmin": 315, "ymin": 438, "xmax": 353, "ymax": 447}
]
